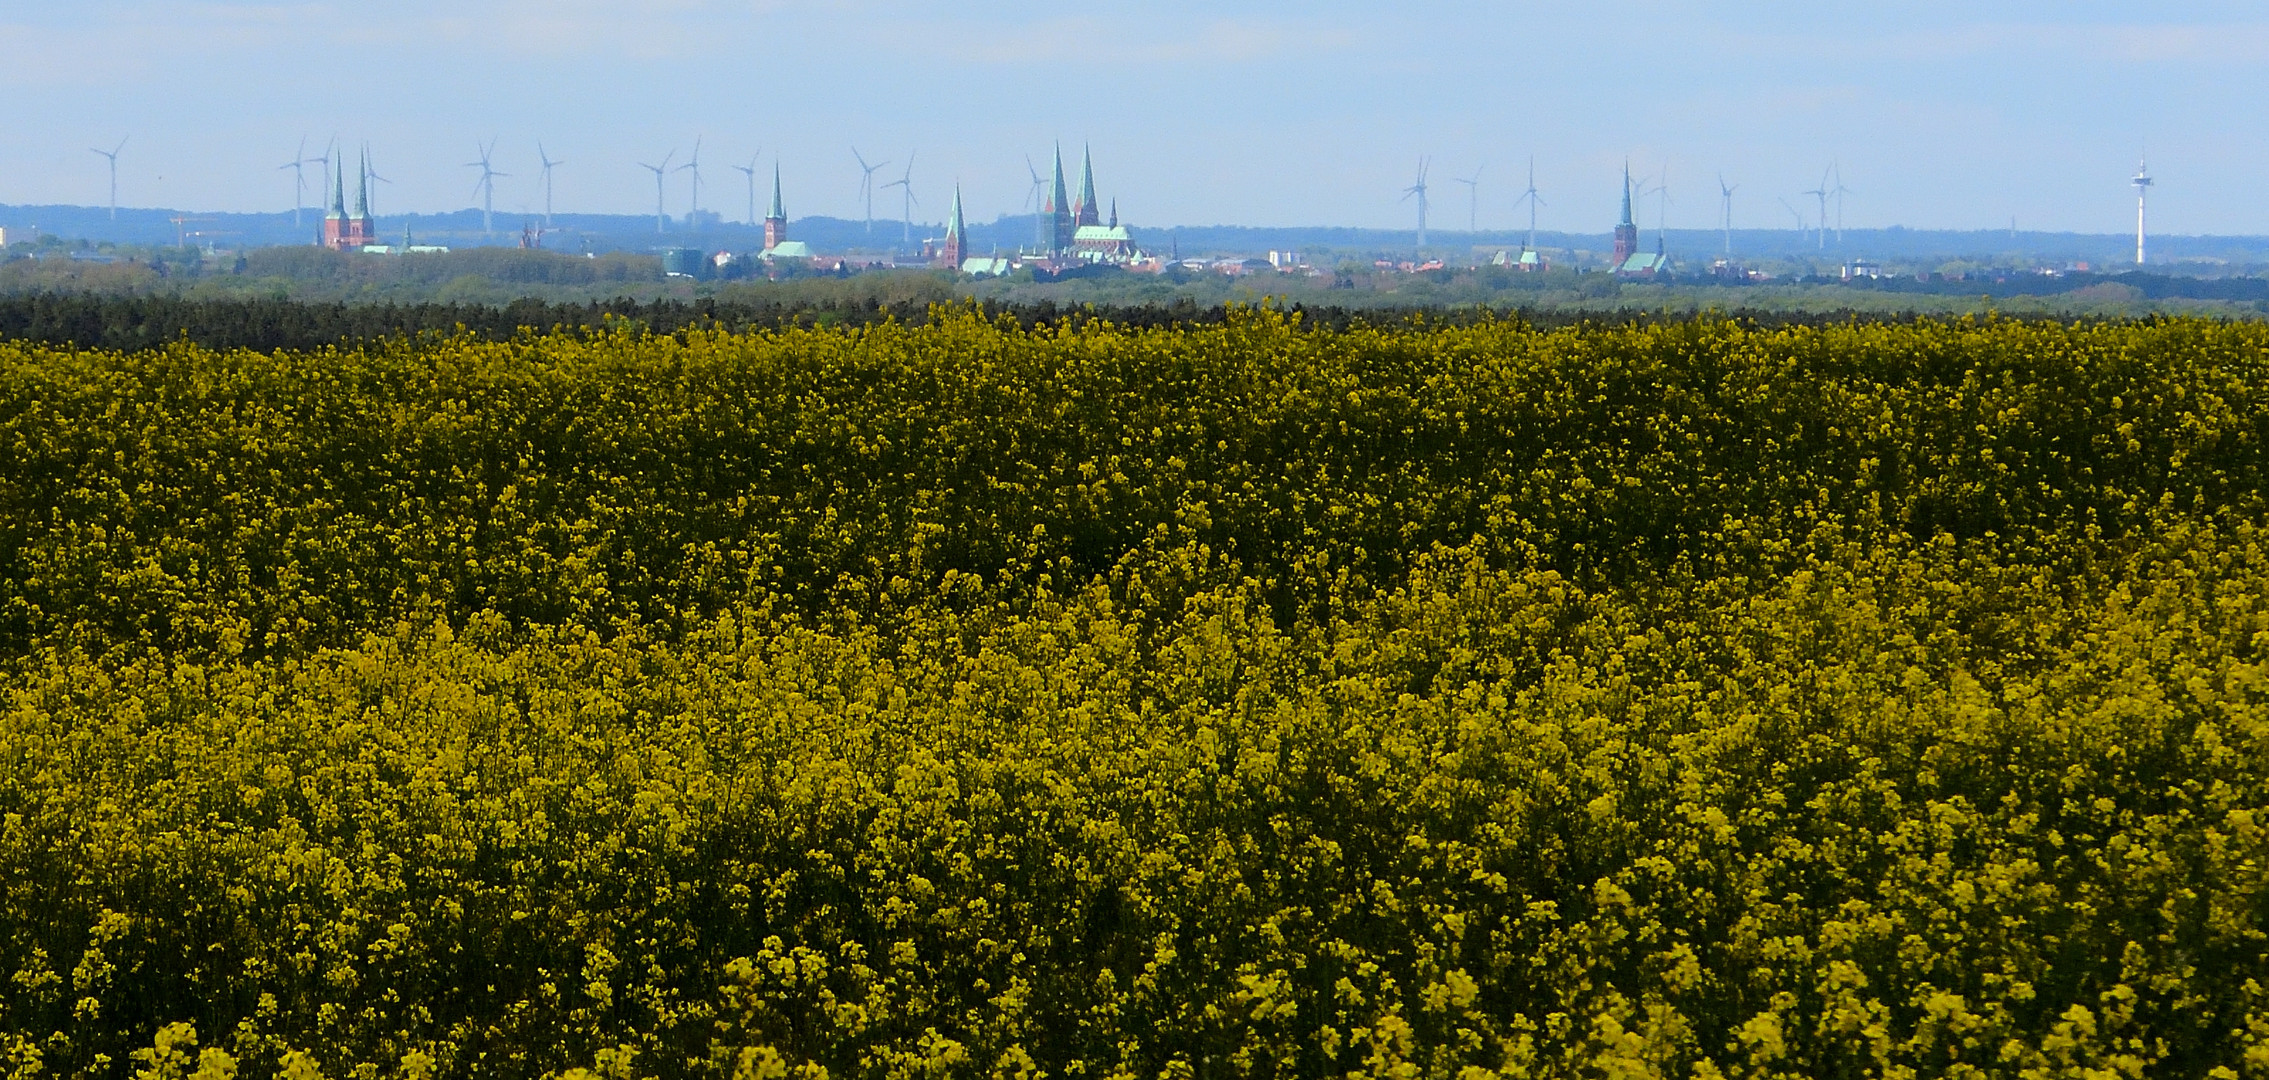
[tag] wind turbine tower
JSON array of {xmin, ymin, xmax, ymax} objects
[
  {"xmin": 851, "ymin": 147, "xmax": 890, "ymax": 236},
  {"xmin": 362, "ymin": 145, "xmax": 393, "ymax": 219},
  {"xmin": 465, "ymin": 139, "xmax": 508, "ymax": 234},
  {"xmin": 1640, "ymin": 167, "xmax": 1672, "ymax": 253},
  {"xmin": 538, "ymin": 144, "xmax": 565, "ymax": 227},
  {"xmin": 1023, "ymin": 156, "xmax": 1048, "ymax": 251},
  {"xmin": 1402, "ymin": 158, "xmax": 1430, "ymax": 252},
  {"xmin": 2132, "ymin": 156, "xmax": 2153, "ymax": 265},
  {"xmin": 882, "ymin": 152, "xmax": 918, "ymax": 247},
  {"xmin": 1804, "ymin": 168, "xmax": 1830, "ymax": 250},
  {"xmin": 91, "ymin": 138, "xmax": 126, "ymax": 220},
  {"xmin": 1455, "ymin": 164, "xmax": 1483, "ymax": 234},
  {"xmin": 1513, "ymin": 157, "xmax": 1544, "ymax": 253},
  {"xmin": 1718, "ymin": 174, "xmax": 1737, "ymax": 255},
  {"xmin": 638, "ymin": 150, "xmax": 676, "ymax": 234},
  {"xmin": 279, "ymin": 137, "xmax": 324, "ymax": 228},
  {"xmin": 1778, "ymin": 196, "xmax": 1805, "ymax": 239},
  {"xmin": 318, "ymin": 138, "xmax": 340, "ymax": 218},
  {"xmin": 732, "ymin": 153, "xmax": 760, "ymax": 225},
  {"xmin": 1829, "ymin": 164, "xmax": 1852, "ymax": 246},
  {"xmin": 678, "ymin": 137, "xmax": 704, "ymax": 224}
]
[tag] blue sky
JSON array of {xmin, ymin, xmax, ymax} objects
[{"xmin": 2, "ymin": 1, "xmax": 2262, "ymax": 234}]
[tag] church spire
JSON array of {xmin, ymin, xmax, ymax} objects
[
  {"xmin": 1620, "ymin": 162, "xmax": 1634, "ymax": 228},
  {"xmin": 1050, "ymin": 143, "xmax": 1069, "ymax": 214},
  {"xmin": 354, "ymin": 148, "xmax": 371, "ymax": 221},
  {"xmin": 1049, "ymin": 143, "xmax": 1073, "ymax": 253},
  {"xmin": 1109, "ymin": 198, "xmax": 1117, "ymax": 229},
  {"xmin": 764, "ymin": 163, "xmax": 787, "ymax": 251},
  {"xmin": 940, "ymin": 182, "xmax": 967, "ymax": 269},
  {"xmin": 327, "ymin": 155, "xmax": 347, "ymax": 221},
  {"xmin": 1075, "ymin": 144, "xmax": 1099, "ymax": 227}
]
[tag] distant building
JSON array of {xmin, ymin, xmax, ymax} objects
[
  {"xmin": 1035, "ymin": 144, "xmax": 1149, "ymax": 265},
  {"xmin": 763, "ymin": 165, "xmax": 789, "ymax": 251},
  {"xmin": 1492, "ymin": 248, "xmax": 1548, "ymax": 271},
  {"xmin": 938, "ymin": 185, "xmax": 968, "ymax": 268},
  {"xmin": 1609, "ymin": 166, "xmax": 1669, "ymax": 278},
  {"xmin": 322, "ymin": 151, "xmax": 379, "ymax": 252},
  {"xmin": 1612, "ymin": 165, "xmax": 1639, "ymax": 267}
]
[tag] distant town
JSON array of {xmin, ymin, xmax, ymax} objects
[{"xmin": 8, "ymin": 141, "xmax": 2269, "ymax": 300}]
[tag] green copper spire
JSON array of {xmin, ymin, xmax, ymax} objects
[
  {"xmin": 768, "ymin": 163, "xmax": 785, "ymax": 220},
  {"xmin": 354, "ymin": 148, "xmax": 371, "ymax": 221},
  {"xmin": 1076, "ymin": 144, "xmax": 1098, "ymax": 225},
  {"xmin": 1050, "ymin": 143, "xmax": 1070, "ymax": 218},
  {"xmin": 327, "ymin": 154, "xmax": 346, "ymax": 220},
  {"xmin": 1620, "ymin": 162, "xmax": 1633, "ymax": 228},
  {"xmin": 947, "ymin": 183, "xmax": 965, "ymax": 239}
]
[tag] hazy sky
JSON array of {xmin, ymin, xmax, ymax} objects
[{"xmin": 3, "ymin": 1, "xmax": 2263, "ymax": 234}]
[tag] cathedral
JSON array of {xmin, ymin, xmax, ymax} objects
[
  {"xmin": 321, "ymin": 151, "xmax": 379, "ymax": 252},
  {"xmin": 1044, "ymin": 144, "xmax": 1137, "ymax": 261}
]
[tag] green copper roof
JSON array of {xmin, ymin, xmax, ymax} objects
[
  {"xmin": 768, "ymin": 164, "xmax": 785, "ymax": 220},
  {"xmin": 946, "ymin": 184, "xmax": 965, "ymax": 239},
  {"xmin": 327, "ymin": 156, "xmax": 346, "ymax": 220},
  {"xmin": 1620, "ymin": 163, "xmax": 1633, "ymax": 228}
]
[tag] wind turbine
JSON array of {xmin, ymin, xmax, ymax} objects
[
  {"xmin": 1402, "ymin": 157, "xmax": 1430, "ymax": 252},
  {"xmin": 851, "ymin": 147, "xmax": 890, "ymax": 235},
  {"xmin": 1828, "ymin": 163, "xmax": 1853, "ymax": 245},
  {"xmin": 677, "ymin": 136, "xmax": 704, "ymax": 225},
  {"xmin": 1454, "ymin": 164, "xmax": 1483, "ymax": 234},
  {"xmin": 538, "ymin": 144, "xmax": 564, "ymax": 227},
  {"xmin": 279, "ymin": 137, "xmax": 324, "ymax": 228},
  {"xmin": 2133, "ymin": 155, "xmax": 2153, "ymax": 265},
  {"xmin": 318, "ymin": 137, "xmax": 340, "ymax": 214},
  {"xmin": 1803, "ymin": 167, "xmax": 1831, "ymax": 250},
  {"xmin": 1637, "ymin": 167, "xmax": 1672, "ymax": 250},
  {"xmin": 1718, "ymin": 174, "xmax": 1737, "ymax": 255},
  {"xmin": 465, "ymin": 139, "xmax": 507, "ymax": 234},
  {"xmin": 881, "ymin": 151, "xmax": 918, "ymax": 247},
  {"xmin": 90, "ymin": 138, "xmax": 126, "ymax": 220},
  {"xmin": 1024, "ymin": 156, "xmax": 1048, "ymax": 250},
  {"xmin": 1778, "ymin": 196, "xmax": 1805, "ymax": 240},
  {"xmin": 362, "ymin": 145, "xmax": 393, "ymax": 217},
  {"xmin": 638, "ymin": 150, "xmax": 676, "ymax": 234},
  {"xmin": 1512, "ymin": 156, "xmax": 1545, "ymax": 253},
  {"xmin": 731, "ymin": 152, "xmax": 760, "ymax": 225}
]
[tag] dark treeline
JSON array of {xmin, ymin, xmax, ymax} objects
[
  {"xmin": 0, "ymin": 291, "xmax": 2119, "ymax": 353},
  {"xmin": 1850, "ymin": 268, "xmax": 2269, "ymax": 301}
]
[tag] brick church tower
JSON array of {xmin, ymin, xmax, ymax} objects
[
  {"xmin": 939, "ymin": 184, "xmax": 967, "ymax": 268},
  {"xmin": 764, "ymin": 164, "xmax": 788, "ymax": 250},
  {"xmin": 322, "ymin": 150, "xmax": 378, "ymax": 252}
]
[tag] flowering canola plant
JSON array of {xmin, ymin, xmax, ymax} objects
[{"xmin": 1, "ymin": 308, "xmax": 2267, "ymax": 1079}]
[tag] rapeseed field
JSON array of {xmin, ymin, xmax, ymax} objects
[{"xmin": 2, "ymin": 308, "xmax": 2265, "ymax": 1079}]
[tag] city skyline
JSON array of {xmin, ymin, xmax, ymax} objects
[{"xmin": 1, "ymin": 3, "xmax": 2262, "ymax": 234}]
